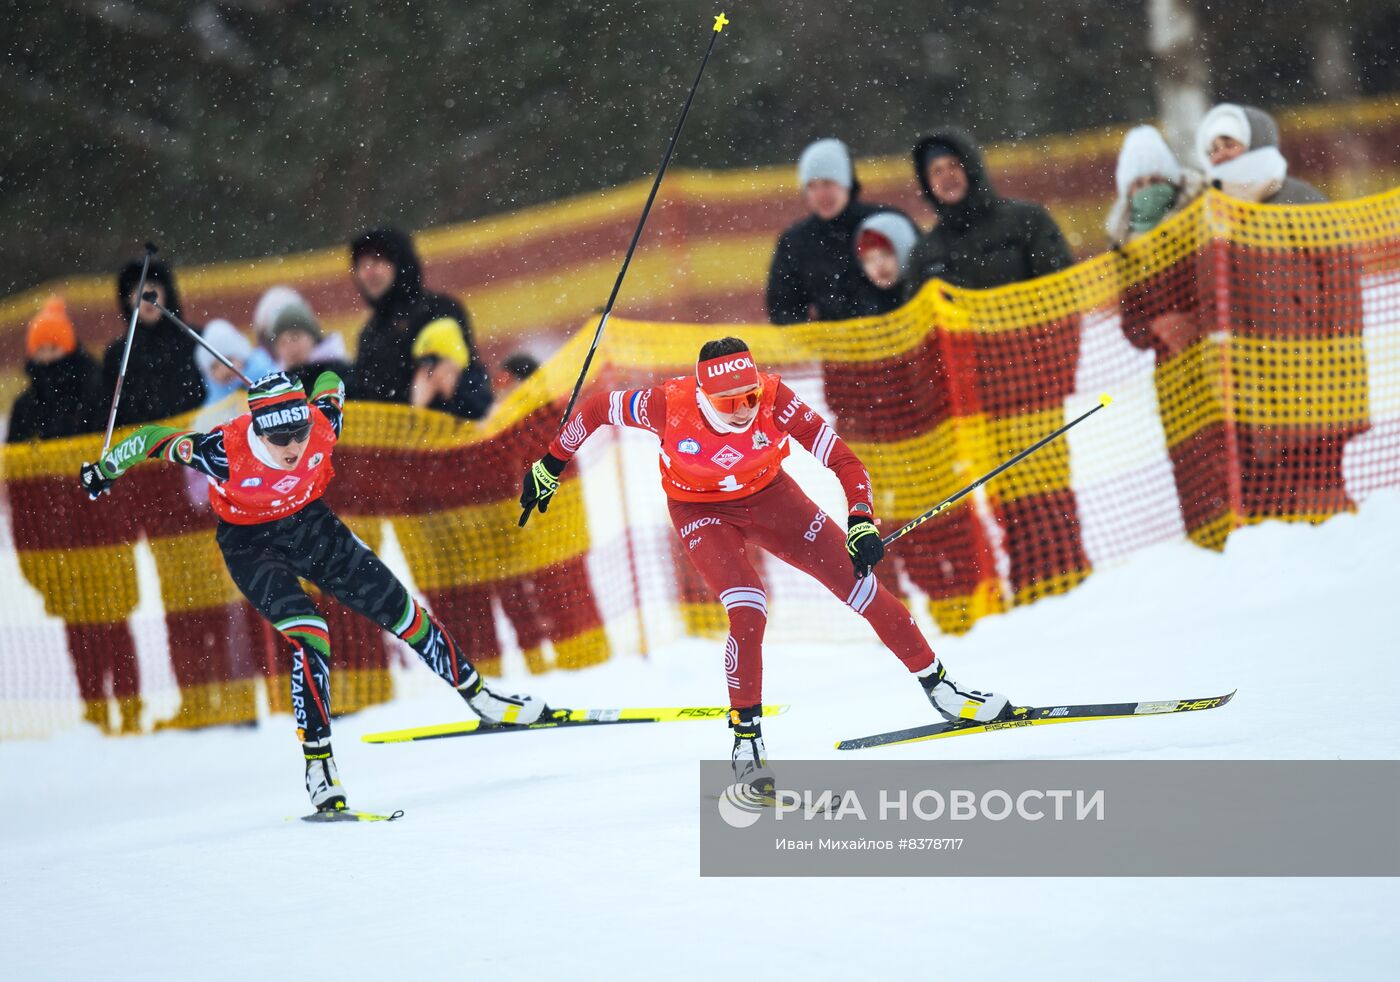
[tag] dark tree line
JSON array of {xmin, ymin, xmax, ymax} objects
[{"xmin": 4, "ymin": 0, "xmax": 1396, "ymax": 295}]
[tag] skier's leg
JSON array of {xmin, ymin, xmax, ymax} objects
[
  {"xmin": 217, "ymin": 531, "xmax": 332, "ymax": 742},
  {"xmin": 753, "ymin": 477, "xmax": 1011, "ymax": 722},
  {"xmin": 291, "ymin": 503, "xmax": 547, "ymax": 724},
  {"xmin": 671, "ymin": 504, "xmax": 767, "ymax": 708},
  {"xmin": 216, "ymin": 520, "xmax": 345, "ymax": 810},
  {"xmin": 748, "ymin": 479, "xmax": 935, "ymax": 671},
  {"xmin": 669, "ymin": 500, "xmax": 773, "ymax": 792}
]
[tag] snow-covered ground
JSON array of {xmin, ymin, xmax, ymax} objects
[{"xmin": 3, "ymin": 494, "xmax": 1398, "ymax": 980}]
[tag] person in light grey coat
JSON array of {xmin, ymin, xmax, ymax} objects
[{"xmin": 1196, "ymin": 104, "xmax": 1326, "ymax": 205}]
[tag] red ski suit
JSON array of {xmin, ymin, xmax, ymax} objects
[{"xmin": 549, "ymin": 374, "xmax": 939, "ymax": 707}]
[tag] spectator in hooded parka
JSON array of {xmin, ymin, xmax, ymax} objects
[
  {"xmin": 904, "ymin": 126, "xmax": 1091, "ymax": 612},
  {"xmin": 906, "ymin": 128, "xmax": 1073, "ymax": 292},
  {"xmin": 765, "ymin": 139, "xmax": 910, "ymax": 324},
  {"xmin": 105, "ymin": 258, "xmax": 206, "ymax": 424},
  {"xmin": 347, "ymin": 225, "xmax": 502, "ymax": 675},
  {"xmin": 349, "ymin": 226, "xmax": 493, "ymax": 415}
]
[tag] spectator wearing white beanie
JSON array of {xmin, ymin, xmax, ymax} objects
[
  {"xmin": 1195, "ymin": 104, "xmax": 1326, "ymax": 205},
  {"xmin": 1106, "ymin": 125, "xmax": 1206, "ymax": 247}
]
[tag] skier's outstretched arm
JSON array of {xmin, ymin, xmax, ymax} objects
[
  {"xmin": 79, "ymin": 423, "xmax": 228, "ymax": 499},
  {"xmin": 772, "ymin": 382, "xmax": 884, "ymax": 578},
  {"xmin": 519, "ymin": 386, "xmax": 665, "ymax": 525}
]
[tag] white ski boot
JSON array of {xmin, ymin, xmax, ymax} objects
[
  {"xmin": 303, "ymin": 738, "xmax": 347, "ymax": 812},
  {"xmin": 729, "ymin": 706, "xmax": 776, "ymax": 797},
  {"xmin": 919, "ymin": 660, "xmax": 1011, "ymax": 723},
  {"xmin": 458, "ymin": 669, "xmax": 547, "ymax": 725}
]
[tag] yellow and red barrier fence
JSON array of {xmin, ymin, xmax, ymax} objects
[{"xmin": 3, "ymin": 186, "xmax": 1398, "ymax": 738}]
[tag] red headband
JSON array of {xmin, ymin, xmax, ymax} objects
[{"xmin": 696, "ymin": 351, "xmax": 759, "ymax": 395}]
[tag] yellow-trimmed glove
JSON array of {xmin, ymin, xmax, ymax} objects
[
  {"xmin": 846, "ymin": 515, "xmax": 885, "ymax": 579},
  {"xmin": 518, "ymin": 454, "xmax": 565, "ymax": 527}
]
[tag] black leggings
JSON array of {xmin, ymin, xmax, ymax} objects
[{"xmin": 217, "ymin": 500, "xmax": 474, "ymax": 743}]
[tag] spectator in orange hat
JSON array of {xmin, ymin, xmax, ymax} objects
[
  {"xmin": 7, "ymin": 297, "xmax": 141, "ymax": 734},
  {"xmin": 6, "ymin": 297, "xmax": 105, "ymax": 442}
]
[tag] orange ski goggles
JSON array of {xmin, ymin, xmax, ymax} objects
[{"xmin": 705, "ymin": 384, "xmax": 763, "ymax": 414}]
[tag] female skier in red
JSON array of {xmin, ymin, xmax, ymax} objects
[
  {"xmin": 521, "ymin": 337, "xmax": 1010, "ymax": 789},
  {"xmin": 81, "ymin": 371, "xmax": 549, "ymax": 813}
]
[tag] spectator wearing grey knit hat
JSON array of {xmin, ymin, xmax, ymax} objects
[
  {"xmin": 252, "ymin": 285, "xmax": 311, "ymax": 342},
  {"xmin": 765, "ymin": 138, "xmax": 910, "ymax": 324},
  {"xmin": 850, "ymin": 211, "xmax": 920, "ymax": 316},
  {"xmin": 254, "ymin": 286, "xmax": 352, "ymax": 393},
  {"xmin": 1196, "ymin": 104, "xmax": 1325, "ymax": 205}
]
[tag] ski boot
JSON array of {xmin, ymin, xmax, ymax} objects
[
  {"xmin": 729, "ymin": 705, "xmax": 776, "ymax": 798},
  {"xmin": 458, "ymin": 669, "xmax": 548, "ymax": 725},
  {"xmin": 303, "ymin": 738, "xmax": 347, "ymax": 813},
  {"xmin": 919, "ymin": 660, "xmax": 1011, "ymax": 723}
]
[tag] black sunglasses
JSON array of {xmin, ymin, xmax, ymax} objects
[{"xmin": 263, "ymin": 423, "xmax": 312, "ymax": 447}]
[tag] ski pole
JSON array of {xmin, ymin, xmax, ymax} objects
[
  {"xmin": 882, "ymin": 394, "xmax": 1112, "ymax": 548},
  {"xmin": 554, "ymin": 12, "xmax": 729, "ymax": 433},
  {"xmin": 141, "ymin": 291, "xmax": 255, "ymax": 387},
  {"xmin": 101, "ymin": 242, "xmax": 158, "ymax": 455}
]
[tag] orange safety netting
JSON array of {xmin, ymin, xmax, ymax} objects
[{"xmin": 2, "ymin": 188, "xmax": 1397, "ymax": 739}]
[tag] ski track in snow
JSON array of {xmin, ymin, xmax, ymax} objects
[{"xmin": 2, "ymin": 493, "xmax": 1398, "ymax": 979}]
